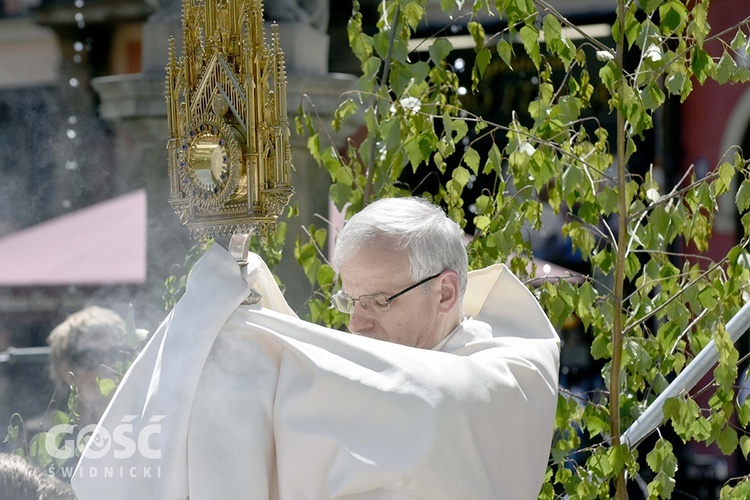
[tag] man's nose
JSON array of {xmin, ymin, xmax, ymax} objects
[{"xmin": 348, "ymin": 302, "xmax": 374, "ymax": 333}]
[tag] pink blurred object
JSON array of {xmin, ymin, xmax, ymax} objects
[{"xmin": 0, "ymin": 190, "xmax": 147, "ymax": 286}]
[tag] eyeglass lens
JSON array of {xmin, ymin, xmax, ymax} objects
[{"xmin": 332, "ymin": 272, "xmax": 441, "ymax": 314}]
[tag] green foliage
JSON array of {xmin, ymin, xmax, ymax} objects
[
  {"xmin": 163, "ymin": 238, "xmax": 215, "ymax": 310},
  {"xmin": 646, "ymin": 438, "xmax": 677, "ymax": 498},
  {"xmin": 295, "ymin": 224, "xmax": 349, "ymax": 329},
  {"xmin": 297, "ymin": 0, "xmax": 750, "ymax": 498}
]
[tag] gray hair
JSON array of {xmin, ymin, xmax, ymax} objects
[
  {"xmin": 333, "ymin": 197, "xmax": 468, "ymax": 300},
  {"xmin": 0, "ymin": 453, "xmax": 76, "ymax": 500}
]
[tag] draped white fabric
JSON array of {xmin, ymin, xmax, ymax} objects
[{"xmin": 72, "ymin": 244, "xmax": 560, "ymax": 499}]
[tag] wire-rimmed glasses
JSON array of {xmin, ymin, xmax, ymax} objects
[{"xmin": 331, "ymin": 273, "xmax": 442, "ymax": 314}]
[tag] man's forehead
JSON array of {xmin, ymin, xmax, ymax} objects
[
  {"xmin": 340, "ymin": 265, "xmax": 392, "ymax": 287},
  {"xmin": 340, "ymin": 250, "xmax": 410, "ymax": 292},
  {"xmin": 341, "ymin": 247, "xmax": 407, "ymax": 272}
]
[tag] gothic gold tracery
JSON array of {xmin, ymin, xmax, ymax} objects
[{"xmin": 166, "ymin": 0, "xmax": 293, "ymax": 241}]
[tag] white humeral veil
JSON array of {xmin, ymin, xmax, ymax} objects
[{"xmin": 72, "ymin": 244, "xmax": 560, "ymax": 499}]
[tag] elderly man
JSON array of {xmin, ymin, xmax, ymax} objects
[
  {"xmin": 73, "ymin": 197, "xmax": 559, "ymax": 500},
  {"xmin": 332, "ymin": 197, "xmax": 467, "ymax": 349}
]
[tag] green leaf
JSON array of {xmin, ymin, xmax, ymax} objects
[
  {"xmin": 665, "ymin": 68, "xmax": 687, "ymax": 97},
  {"xmin": 659, "ymin": 1, "xmax": 689, "ymax": 35},
  {"xmin": 715, "ymin": 325, "xmax": 739, "ymax": 378},
  {"xmin": 687, "ymin": 1, "xmax": 709, "ymax": 45},
  {"xmin": 576, "ymin": 281, "xmax": 596, "ymax": 329},
  {"xmin": 429, "ymin": 37, "xmax": 453, "ymax": 64},
  {"xmin": 717, "ymin": 161, "xmax": 735, "ymax": 194},
  {"xmin": 557, "ymin": 96, "xmax": 582, "ymax": 123},
  {"xmin": 359, "ymin": 57, "xmax": 382, "ymax": 92},
  {"xmin": 561, "ymin": 165, "xmax": 583, "ymax": 199},
  {"xmin": 330, "ymin": 183, "xmax": 353, "ymax": 210},
  {"xmin": 452, "ymin": 119, "xmax": 469, "ymax": 142},
  {"xmin": 317, "ymin": 264, "xmax": 336, "ymax": 287},
  {"xmin": 625, "ymin": 252, "xmax": 642, "ymax": 281},
  {"xmin": 467, "ymin": 21, "xmax": 485, "ymax": 49},
  {"xmin": 347, "ymin": 15, "xmax": 373, "ymax": 63},
  {"xmin": 403, "ymin": 1, "xmax": 425, "ymax": 31},
  {"xmin": 548, "ymin": 285, "xmax": 575, "ymax": 328},
  {"xmin": 716, "ymin": 50, "xmax": 738, "ymax": 85},
  {"xmin": 599, "ymin": 61, "xmax": 618, "ymax": 94},
  {"xmin": 473, "ymin": 47, "xmax": 492, "ymax": 85},
  {"xmin": 717, "ymin": 426, "xmax": 739, "ymax": 455},
  {"xmin": 641, "ymin": 82, "xmax": 665, "ymax": 110},
  {"xmin": 474, "ymin": 214, "xmax": 491, "ymax": 232},
  {"xmin": 609, "ymin": 444, "xmax": 629, "ymax": 474},
  {"xmin": 452, "ymin": 165, "xmax": 471, "ymax": 186},
  {"xmin": 520, "ymin": 25, "xmax": 541, "ymax": 69},
  {"xmin": 463, "ymin": 147, "xmax": 481, "ymax": 174},
  {"xmin": 665, "ymin": 396, "xmax": 695, "ymax": 436},
  {"xmin": 599, "ymin": 186, "xmax": 619, "ymax": 215},
  {"xmin": 641, "ymin": 0, "xmax": 662, "ymax": 15},
  {"xmin": 499, "ymin": 0, "xmax": 536, "ymax": 24},
  {"xmin": 732, "ymin": 29, "xmax": 748, "ymax": 51},
  {"xmin": 29, "ymin": 433, "xmax": 54, "ymax": 469},
  {"xmin": 648, "ymin": 471, "xmax": 676, "ymax": 499},
  {"xmin": 405, "ymin": 133, "xmax": 434, "ymax": 171},
  {"xmin": 741, "ymin": 436, "xmax": 750, "ymax": 459},
  {"xmin": 591, "ymin": 332, "xmax": 610, "ymax": 359},
  {"xmin": 496, "ymin": 38, "xmax": 513, "ymax": 69},
  {"xmin": 372, "ymin": 26, "xmax": 409, "ymax": 64},
  {"xmin": 691, "ymin": 47, "xmax": 714, "ymax": 85},
  {"xmin": 542, "ymin": 14, "xmax": 562, "ymax": 48},
  {"xmin": 312, "ymin": 226, "xmax": 327, "ymax": 249},
  {"xmin": 482, "ymin": 142, "xmax": 503, "ymax": 174},
  {"xmin": 646, "ymin": 438, "xmax": 677, "ymax": 476},
  {"xmin": 98, "ymin": 377, "xmax": 117, "ymax": 398},
  {"xmin": 698, "ymin": 285, "xmax": 719, "ymax": 311},
  {"xmin": 736, "ymin": 179, "xmax": 750, "ymax": 212},
  {"xmin": 623, "ymin": 3, "xmax": 640, "ymax": 48},
  {"xmin": 439, "ymin": 0, "xmax": 455, "ymax": 12},
  {"xmin": 583, "ymin": 403, "xmax": 610, "ymax": 437},
  {"xmin": 5, "ymin": 420, "xmax": 19, "ymax": 443},
  {"xmin": 49, "ymin": 410, "xmax": 70, "ymax": 428},
  {"xmin": 321, "ymin": 148, "xmax": 341, "ymax": 177}
]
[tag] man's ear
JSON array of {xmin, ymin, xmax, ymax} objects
[{"xmin": 437, "ymin": 270, "xmax": 460, "ymax": 313}]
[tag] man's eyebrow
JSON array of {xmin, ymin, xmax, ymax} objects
[
  {"xmin": 342, "ymin": 279, "xmax": 393, "ymax": 297},
  {"xmin": 344, "ymin": 289, "xmax": 389, "ymax": 299},
  {"xmin": 342, "ymin": 275, "xmax": 393, "ymax": 296}
]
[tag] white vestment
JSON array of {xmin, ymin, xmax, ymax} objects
[{"xmin": 71, "ymin": 244, "xmax": 560, "ymax": 499}]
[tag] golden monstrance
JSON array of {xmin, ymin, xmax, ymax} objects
[{"xmin": 165, "ymin": 0, "xmax": 293, "ymax": 249}]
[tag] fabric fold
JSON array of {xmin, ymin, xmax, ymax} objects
[{"xmin": 73, "ymin": 244, "xmax": 559, "ymax": 500}]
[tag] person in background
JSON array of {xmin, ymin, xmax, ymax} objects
[
  {"xmin": 47, "ymin": 306, "xmax": 129, "ymax": 428},
  {"xmin": 0, "ymin": 453, "xmax": 76, "ymax": 500}
]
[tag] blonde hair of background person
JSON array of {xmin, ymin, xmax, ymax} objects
[{"xmin": 47, "ymin": 306, "xmax": 128, "ymax": 427}]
